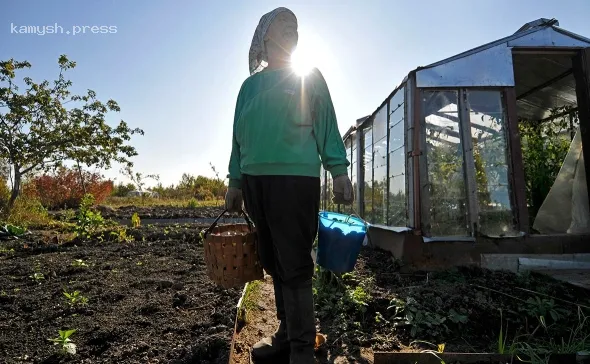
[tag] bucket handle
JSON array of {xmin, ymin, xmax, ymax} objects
[
  {"xmin": 202, "ymin": 209, "xmax": 253, "ymax": 239},
  {"xmin": 321, "ymin": 210, "xmax": 368, "ymax": 229},
  {"xmin": 344, "ymin": 213, "xmax": 364, "ymax": 225},
  {"xmin": 344, "ymin": 209, "xmax": 369, "ymax": 229}
]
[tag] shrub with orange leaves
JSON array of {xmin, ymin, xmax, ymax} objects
[{"xmin": 29, "ymin": 167, "xmax": 113, "ymax": 209}]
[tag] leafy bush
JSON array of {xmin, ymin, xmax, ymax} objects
[
  {"xmin": 149, "ymin": 172, "xmax": 226, "ymax": 200},
  {"xmin": 187, "ymin": 198, "xmax": 199, "ymax": 209},
  {"xmin": 28, "ymin": 167, "xmax": 113, "ymax": 209},
  {"xmin": 112, "ymin": 182, "xmax": 136, "ymax": 197},
  {"xmin": 74, "ymin": 194, "xmax": 105, "ymax": 239},
  {"xmin": 195, "ymin": 187, "xmax": 216, "ymax": 201}
]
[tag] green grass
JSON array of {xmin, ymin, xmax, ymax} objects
[
  {"xmin": 243, "ymin": 280, "xmax": 262, "ymax": 312},
  {"xmin": 237, "ymin": 280, "xmax": 263, "ymax": 324},
  {"xmin": 3, "ymin": 195, "xmax": 52, "ymax": 228}
]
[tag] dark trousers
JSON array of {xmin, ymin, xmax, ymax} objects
[
  {"xmin": 243, "ymin": 174, "xmax": 320, "ymax": 357},
  {"xmin": 242, "ymin": 174, "xmax": 320, "ymax": 288}
]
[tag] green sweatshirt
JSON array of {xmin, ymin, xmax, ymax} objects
[{"xmin": 227, "ymin": 67, "xmax": 349, "ymax": 188}]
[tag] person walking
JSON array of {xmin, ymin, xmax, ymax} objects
[{"xmin": 225, "ymin": 7, "xmax": 353, "ymax": 363}]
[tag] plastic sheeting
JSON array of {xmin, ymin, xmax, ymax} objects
[{"xmin": 533, "ymin": 127, "xmax": 590, "ymax": 234}]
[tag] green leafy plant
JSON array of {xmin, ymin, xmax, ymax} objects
[
  {"xmin": 71, "ymin": 259, "xmax": 88, "ymax": 268},
  {"xmin": 521, "ymin": 296, "xmax": 569, "ymax": 323},
  {"xmin": 48, "ymin": 329, "xmax": 77, "ymax": 355},
  {"xmin": 519, "ymin": 106, "xmax": 579, "ymax": 224},
  {"xmin": 312, "ymin": 267, "xmax": 375, "ymax": 348},
  {"xmin": 375, "ymin": 311, "xmax": 388, "ymax": 324},
  {"xmin": 4, "ymin": 223, "xmax": 26, "ymax": 236},
  {"xmin": 63, "ymin": 290, "xmax": 88, "ymax": 306},
  {"xmin": 61, "ymin": 209, "xmax": 77, "ymax": 222},
  {"xmin": 110, "ymin": 227, "xmax": 133, "ymax": 243},
  {"xmin": 0, "ymin": 246, "xmax": 14, "ymax": 255},
  {"xmin": 30, "ymin": 272, "xmax": 44, "ymax": 281},
  {"xmin": 74, "ymin": 193, "xmax": 105, "ymax": 239},
  {"xmin": 448, "ymin": 308, "xmax": 468, "ymax": 324},
  {"xmin": 131, "ymin": 212, "xmax": 140, "ymax": 228},
  {"xmin": 187, "ymin": 197, "xmax": 198, "ymax": 209},
  {"xmin": 386, "ymin": 296, "xmax": 468, "ymax": 338}
]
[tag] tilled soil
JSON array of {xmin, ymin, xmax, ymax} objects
[
  {"xmin": 315, "ymin": 247, "xmax": 590, "ymax": 357},
  {"xmin": 0, "ymin": 226, "xmax": 241, "ymax": 364},
  {"xmin": 97, "ymin": 205, "xmax": 228, "ymax": 220}
]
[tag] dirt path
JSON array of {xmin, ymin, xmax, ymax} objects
[
  {"xmin": 230, "ymin": 275, "xmax": 374, "ymax": 364},
  {"xmin": 230, "ymin": 275, "xmax": 280, "ymax": 364}
]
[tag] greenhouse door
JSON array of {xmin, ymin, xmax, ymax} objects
[{"xmin": 573, "ymin": 48, "xmax": 590, "ymax": 211}]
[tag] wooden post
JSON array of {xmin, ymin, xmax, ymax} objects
[
  {"xmin": 503, "ymin": 88, "xmax": 530, "ymax": 234},
  {"xmin": 573, "ymin": 48, "xmax": 590, "ymax": 212}
]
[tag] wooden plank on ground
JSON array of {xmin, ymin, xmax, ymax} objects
[
  {"xmin": 373, "ymin": 352, "xmax": 576, "ymax": 364},
  {"xmin": 533, "ymin": 269, "xmax": 590, "ymax": 290},
  {"xmin": 518, "ymin": 258, "xmax": 590, "ymax": 270}
]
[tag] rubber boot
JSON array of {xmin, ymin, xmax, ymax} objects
[
  {"xmin": 282, "ymin": 279, "xmax": 316, "ymax": 364},
  {"xmin": 251, "ymin": 279, "xmax": 290, "ymax": 362}
]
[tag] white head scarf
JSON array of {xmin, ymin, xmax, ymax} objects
[{"xmin": 249, "ymin": 7, "xmax": 297, "ymax": 76}]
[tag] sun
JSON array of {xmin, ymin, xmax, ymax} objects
[{"xmin": 291, "ymin": 47, "xmax": 314, "ymax": 76}]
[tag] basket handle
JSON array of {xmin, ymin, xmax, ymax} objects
[{"xmin": 202, "ymin": 209, "xmax": 253, "ymax": 239}]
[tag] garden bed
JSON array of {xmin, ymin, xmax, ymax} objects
[
  {"xmin": 97, "ymin": 205, "xmax": 227, "ymax": 220},
  {"xmin": 0, "ymin": 218, "xmax": 241, "ymax": 363},
  {"xmin": 313, "ymin": 247, "xmax": 590, "ymax": 362}
]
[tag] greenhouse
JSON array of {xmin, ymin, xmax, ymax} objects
[{"xmin": 320, "ymin": 18, "xmax": 590, "ymax": 246}]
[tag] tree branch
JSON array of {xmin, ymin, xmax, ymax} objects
[{"xmin": 20, "ymin": 156, "xmax": 65, "ymax": 176}]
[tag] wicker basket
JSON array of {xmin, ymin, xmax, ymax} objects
[{"xmin": 202, "ymin": 209, "xmax": 263, "ymax": 289}]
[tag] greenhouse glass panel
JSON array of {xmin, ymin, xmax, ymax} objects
[
  {"xmin": 373, "ymin": 106, "xmax": 388, "ymax": 142},
  {"xmin": 466, "ymin": 90, "xmax": 515, "ymax": 236},
  {"xmin": 388, "ymin": 89, "xmax": 406, "ymax": 226},
  {"xmin": 423, "ymin": 90, "xmax": 470, "ymax": 236},
  {"xmin": 343, "ymin": 138, "xmax": 353, "ymax": 213},
  {"xmin": 388, "ymin": 159, "xmax": 406, "ymax": 225},
  {"xmin": 373, "ymin": 145, "xmax": 387, "ymax": 224},
  {"xmin": 363, "ymin": 124, "xmax": 373, "ymax": 221},
  {"xmin": 389, "ymin": 118, "xmax": 404, "ymax": 154},
  {"xmin": 390, "ymin": 87, "xmax": 404, "ymax": 115}
]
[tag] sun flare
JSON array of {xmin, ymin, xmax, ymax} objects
[{"xmin": 291, "ymin": 47, "xmax": 314, "ymax": 76}]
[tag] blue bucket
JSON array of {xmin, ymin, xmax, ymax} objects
[{"xmin": 316, "ymin": 211, "xmax": 367, "ymax": 273}]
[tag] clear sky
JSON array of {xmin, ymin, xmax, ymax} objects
[{"xmin": 2, "ymin": 0, "xmax": 589, "ymax": 188}]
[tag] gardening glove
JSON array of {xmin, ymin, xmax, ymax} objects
[
  {"xmin": 225, "ymin": 187, "xmax": 243, "ymax": 213},
  {"xmin": 332, "ymin": 174, "xmax": 354, "ymax": 205}
]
